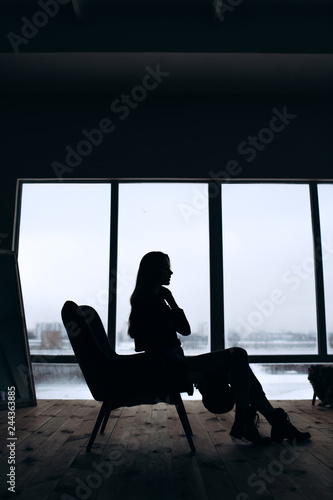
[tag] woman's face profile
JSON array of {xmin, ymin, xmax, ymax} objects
[{"xmin": 158, "ymin": 257, "xmax": 173, "ymax": 286}]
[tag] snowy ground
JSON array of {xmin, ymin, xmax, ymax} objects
[{"xmin": 34, "ymin": 366, "xmax": 313, "ymax": 401}]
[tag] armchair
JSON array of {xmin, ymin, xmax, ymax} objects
[{"xmin": 61, "ymin": 301, "xmax": 195, "ymax": 452}]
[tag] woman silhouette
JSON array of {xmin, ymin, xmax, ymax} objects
[{"xmin": 128, "ymin": 251, "xmax": 311, "ymax": 445}]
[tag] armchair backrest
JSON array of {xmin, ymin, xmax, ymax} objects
[
  {"xmin": 78, "ymin": 304, "xmax": 118, "ymax": 360},
  {"xmin": 61, "ymin": 300, "xmax": 116, "ymax": 400}
]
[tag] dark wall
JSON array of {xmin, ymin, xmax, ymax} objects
[{"xmin": 3, "ymin": 93, "xmax": 332, "ymax": 180}]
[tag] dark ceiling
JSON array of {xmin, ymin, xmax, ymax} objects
[
  {"xmin": 1, "ymin": 0, "xmax": 332, "ymax": 95},
  {"xmin": 1, "ymin": 0, "xmax": 333, "ymax": 54}
]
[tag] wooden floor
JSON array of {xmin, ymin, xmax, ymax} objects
[{"xmin": 0, "ymin": 399, "xmax": 332, "ymax": 500}]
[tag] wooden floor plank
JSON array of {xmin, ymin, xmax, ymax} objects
[
  {"xmin": 185, "ymin": 401, "xmax": 241, "ymax": 500},
  {"xmin": 110, "ymin": 404, "xmax": 152, "ymax": 500},
  {"xmin": 277, "ymin": 401, "xmax": 333, "ymax": 471},
  {"xmin": 46, "ymin": 402, "xmax": 124, "ymax": 500},
  {"xmin": 143, "ymin": 403, "xmax": 176, "ymax": 500},
  {"xmin": 3, "ymin": 401, "xmax": 101, "ymax": 499},
  {"xmin": 0, "ymin": 400, "xmax": 68, "ymax": 460},
  {"xmin": 0, "ymin": 399, "xmax": 332, "ymax": 500},
  {"xmin": 197, "ymin": 406, "xmax": 281, "ymax": 500},
  {"xmin": 167, "ymin": 402, "xmax": 212, "ymax": 500},
  {"xmin": 50, "ymin": 406, "xmax": 139, "ymax": 500},
  {"xmin": 217, "ymin": 403, "xmax": 333, "ymax": 500}
]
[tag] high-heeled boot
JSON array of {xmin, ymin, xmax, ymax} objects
[
  {"xmin": 266, "ymin": 408, "xmax": 311, "ymax": 443},
  {"xmin": 230, "ymin": 406, "xmax": 271, "ymax": 445}
]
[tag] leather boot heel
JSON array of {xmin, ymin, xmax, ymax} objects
[{"xmin": 267, "ymin": 408, "xmax": 311, "ymax": 443}]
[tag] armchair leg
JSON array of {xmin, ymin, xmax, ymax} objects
[
  {"xmin": 86, "ymin": 401, "xmax": 108, "ymax": 452},
  {"xmin": 174, "ymin": 394, "xmax": 196, "ymax": 453},
  {"xmin": 101, "ymin": 408, "xmax": 112, "ymax": 434}
]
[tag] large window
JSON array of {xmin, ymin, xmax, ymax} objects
[
  {"xmin": 18, "ymin": 183, "xmax": 111, "ymax": 356},
  {"xmin": 16, "ymin": 181, "xmax": 332, "ymax": 399},
  {"xmin": 116, "ymin": 183, "xmax": 210, "ymax": 354},
  {"xmin": 318, "ymin": 184, "xmax": 333, "ymax": 354},
  {"xmin": 222, "ymin": 184, "xmax": 317, "ymax": 354}
]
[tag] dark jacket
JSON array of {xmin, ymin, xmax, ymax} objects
[{"xmin": 128, "ymin": 294, "xmax": 191, "ymax": 354}]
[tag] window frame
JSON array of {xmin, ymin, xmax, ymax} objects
[{"xmin": 14, "ymin": 178, "xmax": 333, "ymax": 365}]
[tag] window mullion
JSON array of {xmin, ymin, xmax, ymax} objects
[
  {"xmin": 309, "ymin": 182, "xmax": 327, "ymax": 356},
  {"xmin": 209, "ymin": 181, "xmax": 224, "ymax": 352},
  {"xmin": 107, "ymin": 181, "xmax": 119, "ymax": 350}
]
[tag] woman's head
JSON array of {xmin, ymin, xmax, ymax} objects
[{"xmin": 130, "ymin": 251, "xmax": 172, "ymax": 304}]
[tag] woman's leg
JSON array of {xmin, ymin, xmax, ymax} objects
[
  {"xmin": 248, "ymin": 367, "xmax": 274, "ymax": 417},
  {"xmin": 185, "ymin": 347, "xmax": 250, "ymax": 408},
  {"xmin": 174, "ymin": 346, "xmax": 311, "ymax": 444},
  {"xmin": 184, "ymin": 348, "xmax": 311, "ymax": 443},
  {"xmin": 184, "ymin": 347, "xmax": 271, "ymax": 444},
  {"xmin": 185, "ymin": 347, "xmax": 273, "ymax": 413},
  {"xmin": 246, "ymin": 366, "xmax": 311, "ymax": 442}
]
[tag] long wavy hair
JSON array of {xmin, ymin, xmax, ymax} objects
[
  {"xmin": 128, "ymin": 251, "xmax": 169, "ymax": 339},
  {"xmin": 130, "ymin": 251, "xmax": 170, "ymax": 306}
]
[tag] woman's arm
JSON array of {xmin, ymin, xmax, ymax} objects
[{"xmin": 159, "ymin": 287, "xmax": 191, "ymax": 336}]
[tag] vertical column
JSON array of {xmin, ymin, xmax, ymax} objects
[
  {"xmin": 107, "ymin": 181, "xmax": 119, "ymax": 350},
  {"xmin": 309, "ymin": 182, "xmax": 327, "ymax": 357},
  {"xmin": 208, "ymin": 180, "xmax": 224, "ymax": 352}
]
